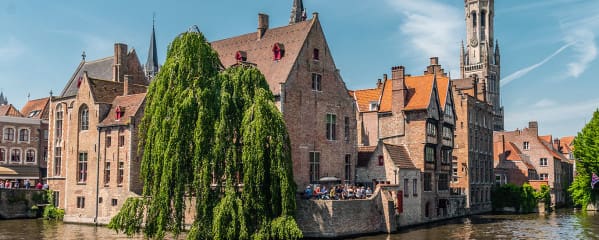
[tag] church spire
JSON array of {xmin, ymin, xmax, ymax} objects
[
  {"xmin": 0, "ymin": 91, "xmax": 7, "ymax": 105},
  {"xmin": 289, "ymin": 0, "xmax": 306, "ymax": 25},
  {"xmin": 145, "ymin": 14, "xmax": 159, "ymax": 81}
]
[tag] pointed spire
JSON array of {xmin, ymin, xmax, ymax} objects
[
  {"xmin": 0, "ymin": 90, "xmax": 7, "ymax": 105},
  {"xmin": 495, "ymin": 39, "xmax": 500, "ymax": 55},
  {"xmin": 145, "ymin": 13, "xmax": 160, "ymax": 80},
  {"xmin": 289, "ymin": 0, "xmax": 305, "ymax": 25}
]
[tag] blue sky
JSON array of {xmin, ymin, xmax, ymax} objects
[{"xmin": 0, "ymin": 0, "xmax": 597, "ymax": 138}]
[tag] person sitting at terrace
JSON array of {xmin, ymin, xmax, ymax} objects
[
  {"xmin": 314, "ymin": 186, "xmax": 321, "ymax": 199},
  {"xmin": 365, "ymin": 187, "xmax": 373, "ymax": 197},
  {"xmin": 304, "ymin": 185, "xmax": 313, "ymax": 199},
  {"xmin": 321, "ymin": 185, "xmax": 329, "ymax": 199}
]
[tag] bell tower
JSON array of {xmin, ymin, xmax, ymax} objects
[{"xmin": 461, "ymin": 0, "xmax": 503, "ymax": 131}]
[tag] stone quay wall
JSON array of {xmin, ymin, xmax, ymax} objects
[{"xmin": 0, "ymin": 189, "xmax": 46, "ymax": 219}]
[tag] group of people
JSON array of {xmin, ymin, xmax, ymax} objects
[
  {"xmin": 304, "ymin": 184, "xmax": 373, "ymax": 200},
  {"xmin": 0, "ymin": 179, "xmax": 48, "ymax": 190}
]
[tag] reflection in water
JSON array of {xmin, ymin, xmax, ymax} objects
[
  {"xmin": 354, "ymin": 209, "xmax": 599, "ymax": 240},
  {"xmin": 0, "ymin": 210, "xmax": 597, "ymax": 239}
]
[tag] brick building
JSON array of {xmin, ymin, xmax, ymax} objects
[
  {"xmin": 0, "ymin": 98, "xmax": 49, "ymax": 184},
  {"xmin": 450, "ymin": 76, "xmax": 494, "ymax": 214},
  {"xmin": 494, "ymin": 122, "xmax": 573, "ymax": 206},
  {"xmin": 353, "ymin": 57, "xmax": 463, "ymax": 222},
  {"xmin": 210, "ymin": 0, "xmax": 357, "ymax": 188},
  {"xmin": 493, "ymin": 137, "xmax": 537, "ymax": 186},
  {"xmin": 47, "ymin": 43, "xmax": 149, "ymax": 224}
]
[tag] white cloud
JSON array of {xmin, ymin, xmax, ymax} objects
[
  {"xmin": 505, "ymin": 97, "xmax": 599, "ymax": 136},
  {"xmin": 564, "ymin": 28, "xmax": 597, "ymax": 78},
  {"xmin": 501, "ymin": 42, "xmax": 573, "ymax": 86},
  {"xmin": 385, "ymin": 0, "xmax": 463, "ymax": 73},
  {"xmin": 0, "ymin": 36, "xmax": 26, "ymax": 60}
]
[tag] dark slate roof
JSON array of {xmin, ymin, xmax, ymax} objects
[
  {"xmin": 21, "ymin": 97, "xmax": 50, "ymax": 120},
  {"xmin": 99, "ymin": 93, "xmax": 146, "ymax": 127},
  {"xmin": 211, "ymin": 18, "xmax": 314, "ymax": 94},
  {"xmin": 145, "ymin": 25, "xmax": 159, "ymax": 74},
  {"xmin": 60, "ymin": 57, "xmax": 114, "ymax": 98},
  {"xmin": 88, "ymin": 78, "xmax": 124, "ymax": 103},
  {"xmin": 384, "ymin": 143, "xmax": 417, "ymax": 169}
]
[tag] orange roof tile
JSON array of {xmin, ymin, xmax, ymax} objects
[
  {"xmin": 436, "ymin": 76, "xmax": 450, "ymax": 110},
  {"xmin": 538, "ymin": 137, "xmax": 567, "ymax": 161},
  {"xmin": 493, "ymin": 141, "xmax": 523, "ymax": 162},
  {"xmin": 539, "ymin": 135, "xmax": 552, "ymax": 144},
  {"xmin": 404, "ymin": 75, "xmax": 435, "ymax": 111},
  {"xmin": 0, "ymin": 104, "xmax": 23, "ymax": 117},
  {"xmin": 211, "ymin": 19, "xmax": 314, "ymax": 95},
  {"xmin": 353, "ymin": 88, "xmax": 382, "ymax": 112},
  {"xmin": 21, "ymin": 97, "xmax": 50, "ymax": 119},
  {"xmin": 378, "ymin": 79, "xmax": 393, "ymax": 112}
]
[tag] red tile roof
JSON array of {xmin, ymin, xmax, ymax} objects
[
  {"xmin": 539, "ymin": 135, "xmax": 552, "ymax": 144},
  {"xmin": 20, "ymin": 97, "xmax": 50, "ymax": 119},
  {"xmin": 211, "ymin": 18, "xmax": 315, "ymax": 95},
  {"xmin": 99, "ymin": 93, "xmax": 146, "ymax": 126},
  {"xmin": 494, "ymin": 141, "xmax": 535, "ymax": 170},
  {"xmin": 0, "ymin": 104, "xmax": 23, "ymax": 117},
  {"xmin": 538, "ymin": 137, "xmax": 568, "ymax": 162},
  {"xmin": 437, "ymin": 76, "xmax": 450, "ymax": 110},
  {"xmin": 353, "ymin": 88, "xmax": 382, "ymax": 112},
  {"xmin": 377, "ymin": 74, "xmax": 449, "ymax": 112}
]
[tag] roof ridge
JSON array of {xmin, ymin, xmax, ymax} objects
[
  {"xmin": 211, "ymin": 19, "xmax": 313, "ymax": 44},
  {"xmin": 86, "ymin": 56, "xmax": 114, "ymax": 63}
]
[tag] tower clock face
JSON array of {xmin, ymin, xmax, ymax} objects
[{"xmin": 470, "ymin": 38, "xmax": 478, "ymax": 47}]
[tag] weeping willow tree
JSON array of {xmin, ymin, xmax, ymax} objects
[
  {"xmin": 569, "ymin": 110, "xmax": 599, "ymax": 209},
  {"xmin": 109, "ymin": 30, "xmax": 301, "ymax": 239}
]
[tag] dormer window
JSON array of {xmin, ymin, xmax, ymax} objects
[
  {"xmin": 235, "ymin": 51, "xmax": 247, "ymax": 62},
  {"xmin": 313, "ymin": 48, "xmax": 320, "ymax": 60},
  {"xmin": 272, "ymin": 43, "xmax": 285, "ymax": 61},
  {"xmin": 116, "ymin": 106, "xmax": 124, "ymax": 121},
  {"xmin": 369, "ymin": 101, "xmax": 378, "ymax": 111}
]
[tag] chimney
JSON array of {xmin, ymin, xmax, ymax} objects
[
  {"xmin": 113, "ymin": 43, "xmax": 128, "ymax": 82},
  {"xmin": 257, "ymin": 13, "xmax": 269, "ymax": 40},
  {"xmin": 528, "ymin": 121, "xmax": 538, "ymax": 136},
  {"xmin": 377, "ymin": 79, "xmax": 382, "ymax": 89},
  {"xmin": 553, "ymin": 138, "xmax": 560, "ymax": 150},
  {"xmin": 430, "ymin": 57, "xmax": 439, "ymax": 65},
  {"xmin": 383, "ymin": 74, "xmax": 388, "ymax": 81},
  {"xmin": 391, "ymin": 66, "xmax": 407, "ymax": 113},
  {"xmin": 124, "ymin": 75, "xmax": 132, "ymax": 96}
]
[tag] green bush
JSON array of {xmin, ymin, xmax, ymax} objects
[
  {"xmin": 42, "ymin": 190, "xmax": 64, "ymax": 220},
  {"xmin": 492, "ymin": 183, "xmax": 546, "ymax": 213}
]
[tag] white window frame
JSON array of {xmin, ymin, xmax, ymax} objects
[
  {"xmin": 540, "ymin": 158, "xmax": 548, "ymax": 167},
  {"xmin": 24, "ymin": 148, "xmax": 36, "ymax": 164},
  {"xmin": 0, "ymin": 147, "xmax": 6, "ymax": 163},
  {"xmin": 10, "ymin": 147, "xmax": 22, "ymax": 163},
  {"xmin": 3, "ymin": 126, "xmax": 15, "ymax": 142},
  {"xmin": 18, "ymin": 128, "xmax": 30, "ymax": 143}
]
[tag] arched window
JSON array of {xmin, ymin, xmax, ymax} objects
[
  {"xmin": 80, "ymin": 105, "xmax": 89, "ymax": 131},
  {"xmin": 3, "ymin": 128, "xmax": 15, "ymax": 141},
  {"xmin": 19, "ymin": 129, "xmax": 29, "ymax": 142},
  {"xmin": 55, "ymin": 104, "xmax": 63, "ymax": 138},
  {"xmin": 25, "ymin": 149, "xmax": 36, "ymax": 163},
  {"xmin": 235, "ymin": 51, "xmax": 247, "ymax": 62},
  {"xmin": 481, "ymin": 11, "xmax": 486, "ymax": 27},
  {"xmin": 472, "ymin": 11, "xmax": 477, "ymax": 27}
]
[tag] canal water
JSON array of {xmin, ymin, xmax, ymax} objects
[{"xmin": 0, "ymin": 209, "xmax": 597, "ymax": 239}]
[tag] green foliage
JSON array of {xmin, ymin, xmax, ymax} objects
[
  {"xmin": 109, "ymin": 29, "xmax": 301, "ymax": 240},
  {"xmin": 535, "ymin": 185, "xmax": 551, "ymax": 205},
  {"xmin": 492, "ymin": 183, "xmax": 544, "ymax": 213},
  {"xmin": 569, "ymin": 110, "xmax": 599, "ymax": 209},
  {"xmin": 42, "ymin": 190, "xmax": 64, "ymax": 220}
]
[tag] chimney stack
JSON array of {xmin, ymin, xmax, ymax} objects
[
  {"xmin": 377, "ymin": 79, "xmax": 382, "ymax": 88},
  {"xmin": 430, "ymin": 57, "xmax": 439, "ymax": 65},
  {"xmin": 113, "ymin": 43, "xmax": 128, "ymax": 82},
  {"xmin": 391, "ymin": 66, "xmax": 407, "ymax": 112},
  {"xmin": 258, "ymin": 13, "xmax": 269, "ymax": 40},
  {"xmin": 528, "ymin": 121, "xmax": 539, "ymax": 136},
  {"xmin": 124, "ymin": 75, "xmax": 131, "ymax": 96}
]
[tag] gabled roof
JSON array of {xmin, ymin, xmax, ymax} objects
[
  {"xmin": 494, "ymin": 141, "xmax": 535, "ymax": 170},
  {"xmin": 60, "ymin": 57, "xmax": 115, "ymax": 98},
  {"xmin": 539, "ymin": 135, "xmax": 552, "ymax": 144},
  {"xmin": 561, "ymin": 136, "xmax": 575, "ymax": 147},
  {"xmin": 21, "ymin": 97, "xmax": 50, "ymax": 119},
  {"xmin": 99, "ymin": 93, "xmax": 146, "ymax": 127},
  {"xmin": 353, "ymin": 88, "xmax": 382, "ymax": 112},
  {"xmin": 384, "ymin": 143, "xmax": 417, "ymax": 169},
  {"xmin": 377, "ymin": 74, "xmax": 448, "ymax": 113},
  {"xmin": 88, "ymin": 78, "xmax": 124, "ymax": 104},
  {"xmin": 211, "ymin": 18, "xmax": 315, "ymax": 95},
  {"xmin": 0, "ymin": 104, "xmax": 23, "ymax": 117},
  {"xmin": 538, "ymin": 137, "xmax": 568, "ymax": 161}
]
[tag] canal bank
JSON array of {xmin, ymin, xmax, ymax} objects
[{"xmin": 0, "ymin": 209, "xmax": 595, "ymax": 239}]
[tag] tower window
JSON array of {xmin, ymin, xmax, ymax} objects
[
  {"xmin": 313, "ymin": 48, "xmax": 320, "ymax": 60},
  {"xmin": 272, "ymin": 43, "xmax": 284, "ymax": 61},
  {"xmin": 472, "ymin": 11, "xmax": 477, "ymax": 27},
  {"xmin": 481, "ymin": 11, "xmax": 486, "ymax": 27}
]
